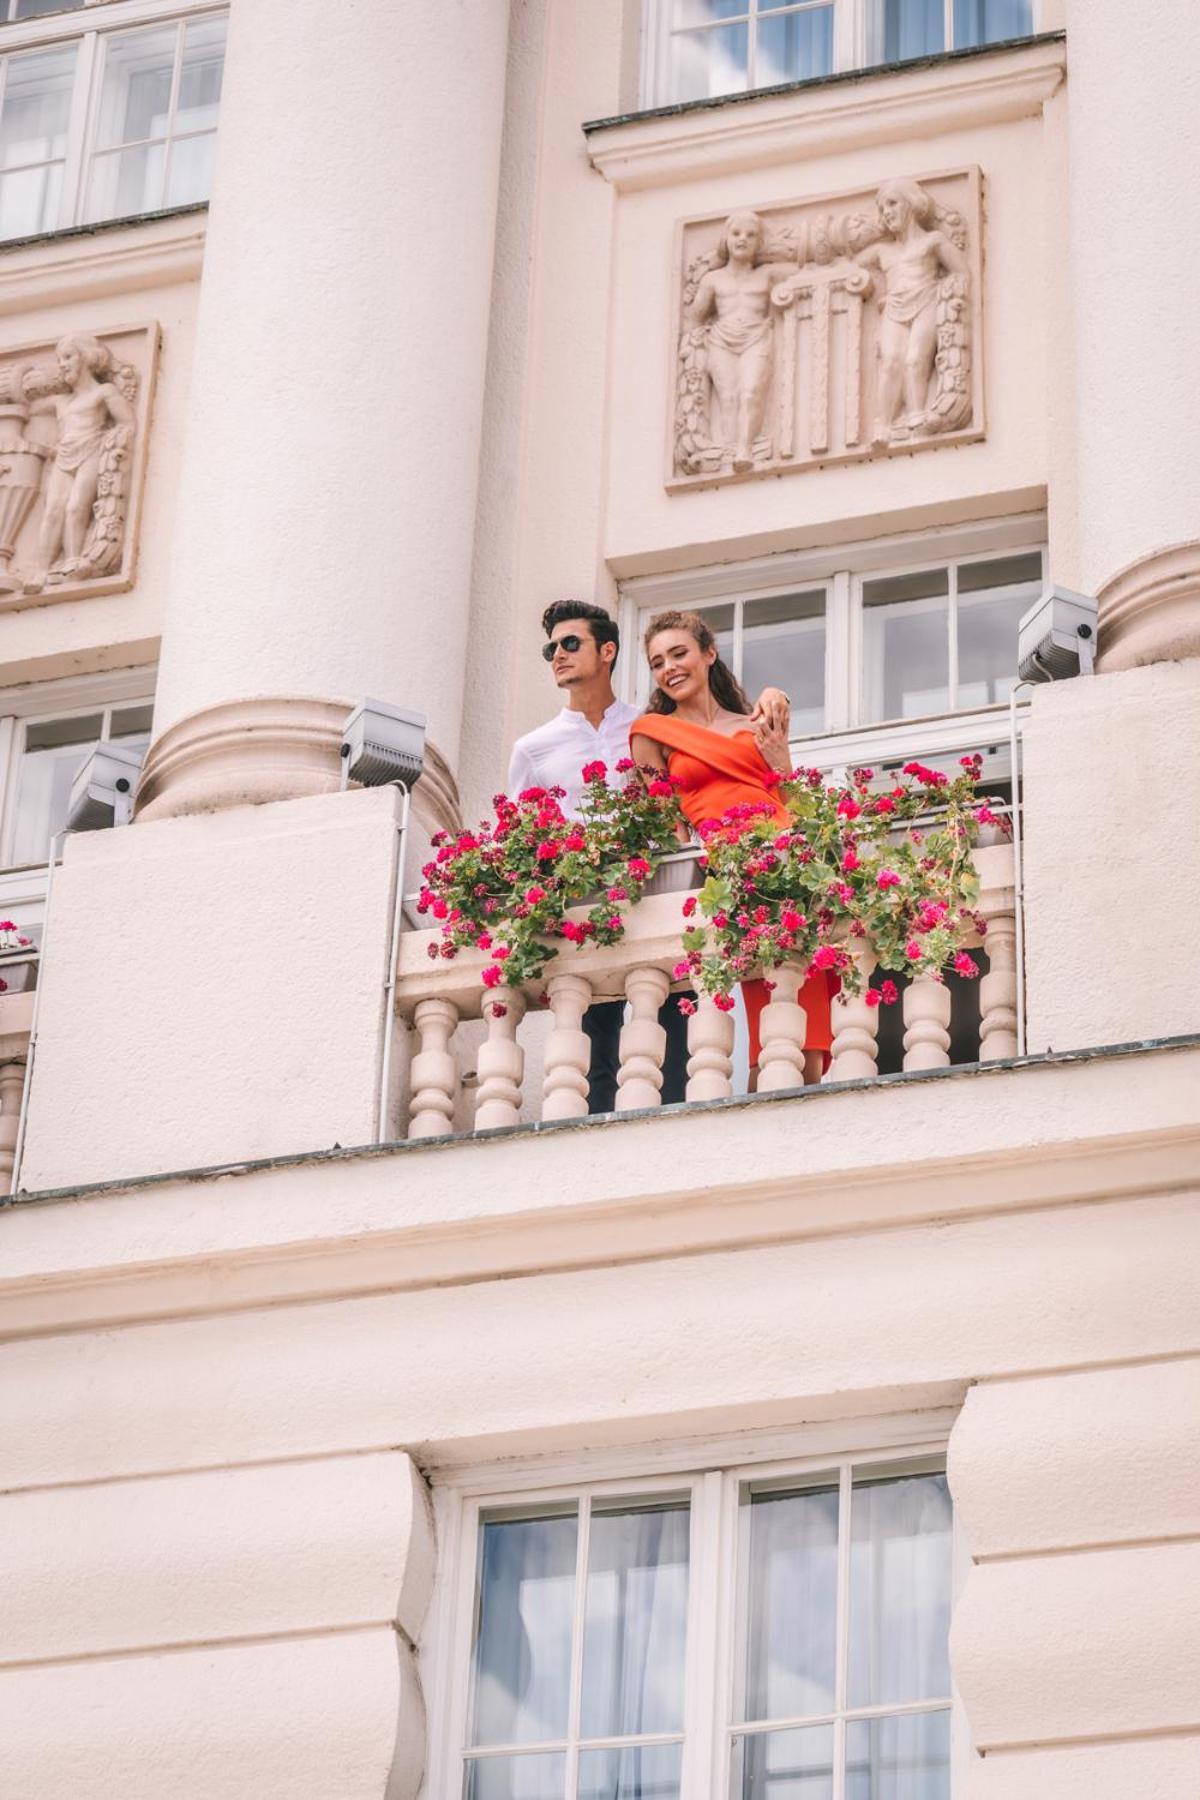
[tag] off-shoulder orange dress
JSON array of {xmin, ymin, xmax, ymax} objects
[{"xmin": 631, "ymin": 712, "xmax": 834, "ymax": 1069}]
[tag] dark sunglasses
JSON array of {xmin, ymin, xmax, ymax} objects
[{"xmin": 541, "ymin": 633, "xmax": 586, "ymax": 662}]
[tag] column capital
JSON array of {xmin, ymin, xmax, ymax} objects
[{"xmin": 1097, "ymin": 539, "xmax": 1200, "ymax": 671}]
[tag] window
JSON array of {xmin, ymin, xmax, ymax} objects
[
  {"xmin": 625, "ymin": 529, "xmax": 1044, "ymax": 784},
  {"xmin": 644, "ymin": 0, "xmax": 1034, "ymax": 106},
  {"xmin": 0, "ymin": 3, "xmax": 226, "ymax": 242},
  {"xmin": 442, "ymin": 1435, "xmax": 960, "ymax": 1800},
  {"xmin": 4, "ymin": 697, "xmax": 152, "ymax": 867}
]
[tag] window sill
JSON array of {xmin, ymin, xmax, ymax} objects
[
  {"xmin": 585, "ymin": 31, "xmax": 1065, "ymax": 191},
  {"xmin": 0, "ymin": 203, "xmax": 207, "ymax": 316}
]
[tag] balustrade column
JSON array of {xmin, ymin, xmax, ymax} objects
[
  {"xmin": 978, "ymin": 907, "xmax": 1019, "ymax": 1062},
  {"xmin": 542, "ymin": 974, "xmax": 592, "ymax": 1121},
  {"xmin": 475, "ymin": 989, "xmax": 526, "ymax": 1131},
  {"xmin": 902, "ymin": 977, "xmax": 951, "ymax": 1072},
  {"xmin": 829, "ymin": 945, "xmax": 879, "ymax": 1081},
  {"xmin": 137, "ymin": 0, "xmax": 512, "ymax": 821},
  {"xmin": 756, "ymin": 968, "xmax": 809, "ymax": 1094},
  {"xmin": 0, "ymin": 1057, "xmax": 25, "ymax": 1191},
  {"xmin": 616, "ymin": 967, "xmax": 669, "ymax": 1110},
  {"xmin": 408, "ymin": 998, "xmax": 461, "ymax": 1140},
  {"xmin": 686, "ymin": 995, "xmax": 734, "ymax": 1102}
]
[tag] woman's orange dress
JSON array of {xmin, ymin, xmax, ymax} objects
[{"xmin": 631, "ymin": 712, "xmax": 834, "ymax": 1068}]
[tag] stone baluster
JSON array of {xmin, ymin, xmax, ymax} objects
[
  {"xmin": 686, "ymin": 994, "xmax": 734, "ymax": 1102},
  {"xmin": 903, "ymin": 976, "xmax": 952, "ymax": 1071},
  {"xmin": 978, "ymin": 906, "xmax": 1019, "ymax": 1062},
  {"xmin": 0, "ymin": 1058, "xmax": 26, "ymax": 1192},
  {"xmin": 407, "ymin": 998, "xmax": 461, "ymax": 1140},
  {"xmin": 756, "ymin": 968, "xmax": 809, "ymax": 1094},
  {"xmin": 829, "ymin": 945, "xmax": 879, "ymax": 1080},
  {"xmin": 542, "ymin": 973, "xmax": 592, "ymax": 1121},
  {"xmin": 616, "ymin": 966, "xmax": 669, "ymax": 1111},
  {"xmin": 474, "ymin": 988, "xmax": 526, "ymax": 1130}
]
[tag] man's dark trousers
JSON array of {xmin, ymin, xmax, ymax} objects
[{"xmin": 582, "ymin": 993, "xmax": 690, "ymax": 1112}]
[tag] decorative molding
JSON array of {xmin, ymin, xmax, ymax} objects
[
  {"xmin": 0, "ymin": 210, "xmax": 205, "ymax": 319},
  {"xmin": 670, "ymin": 168, "xmax": 982, "ymax": 489},
  {"xmin": 0, "ymin": 322, "xmax": 159, "ymax": 613},
  {"xmin": 1096, "ymin": 539, "xmax": 1200, "ymax": 671},
  {"xmin": 586, "ymin": 37, "xmax": 1065, "ymax": 192}
]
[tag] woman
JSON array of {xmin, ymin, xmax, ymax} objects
[{"xmin": 630, "ymin": 609, "xmax": 833, "ymax": 1086}]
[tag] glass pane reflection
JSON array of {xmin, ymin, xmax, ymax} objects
[
  {"xmin": 465, "ymin": 1751, "xmax": 565, "ymax": 1800},
  {"xmin": 743, "ymin": 1482, "xmax": 839, "ymax": 1722},
  {"xmin": 741, "ymin": 591, "xmax": 825, "ymax": 737},
  {"xmin": 953, "ymin": 0, "xmax": 1031, "ymax": 48},
  {"xmin": 667, "ymin": 21, "xmax": 749, "ymax": 102},
  {"xmin": 861, "ymin": 569, "xmax": 950, "ymax": 722},
  {"xmin": 471, "ymin": 1511, "xmax": 578, "ymax": 1748},
  {"xmin": 757, "ymin": 8, "xmax": 833, "ymax": 86},
  {"xmin": 733, "ymin": 1724, "xmax": 834, "ymax": 1800},
  {"xmin": 848, "ymin": 1471, "xmax": 952, "ymax": 1709},
  {"xmin": 883, "ymin": 0, "xmax": 944, "ymax": 61},
  {"xmin": 581, "ymin": 1501, "xmax": 689, "ymax": 1739},
  {"xmin": 0, "ymin": 45, "xmax": 75, "ymax": 169},
  {"xmin": 845, "ymin": 1709, "xmax": 951, "ymax": 1800},
  {"xmin": 96, "ymin": 26, "xmax": 177, "ymax": 148},
  {"xmin": 579, "ymin": 1741, "xmax": 682, "ymax": 1800}
]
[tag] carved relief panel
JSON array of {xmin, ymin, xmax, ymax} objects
[
  {"xmin": 670, "ymin": 170, "xmax": 982, "ymax": 488},
  {"xmin": 0, "ymin": 321, "xmax": 159, "ymax": 609}
]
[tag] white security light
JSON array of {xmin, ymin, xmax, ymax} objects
[
  {"xmin": 340, "ymin": 698, "xmax": 427, "ymax": 790},
  {"xmin": 1017, "ymin": 585, "xmax": 1098, "ymax": 683},
  {"xmin": 65, "ymin": 740, "xmax": 144, "ymax": 832}
]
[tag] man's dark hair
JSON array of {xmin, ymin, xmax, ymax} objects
[{"xmin": 541, "ymin": 598, "xmax": 620, "ymax": 664}]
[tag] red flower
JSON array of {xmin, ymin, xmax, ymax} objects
[
  {"xmin": 476, "ymin": 931, "xmax": 493, "ymax": 950},
  {"xmin": 525, "ymin": 886, "xmax": 546, "ymax": 905},
  {"xmin": 616, "ymin": 757, "xmax": 635, "ymax": 773},
  {"xmin": 426, "ymin": 943, "xmax": 439, "ymax": 960},
  {"xmin": 563, "ymin": 831, "xmax": 585, "ymax": 852},
  {"xmin": 873, "ymin": 795, "xmax": 896, "ymax": 815},
  {"xmin": 881, "ymin": 979, "xmax": 899, "ymax": 1005},
  {"xmin": 842, "ymin": 849, "xmax": 859, "ymax": 872},
  {"xmin": 493, "ymin": 944, "xmax": 511, "ymax": 961},
  {"xmin": 811, "ymin": 944, "xmax": 838, "ymax": 970},
  {"xmin": 762, "ymin": 769, "xmax": 783, "ymax": 788},
  {"xmin": 714, "ymin": 993, "xmax": 736, "ymax": 1012},
  {"xmin": 606, "ymin": 885, "xmax": 628, "ymax": 901},
  {"xmin": 681, "ymin": 895, "xmax": 697, "ymax": 917},
  {"xmin": 518, "ymin": 787, "xmax": 547, "ymax": 802},
  {"xmin": 627, "ymin": 857, "xmax": 651, "ymax": 878},
  {"xmin": 865, "ymin": 988, "xmax": 882, "ymax": 1008},
  {"xmin": 677, "ymin": 996, "xmax": 697, "ymax": 1016},
  {"xmin": 953, "ymin": 951, "xmax": 979, "ymax": 978},
  {"xmin": 431, "ymin": 897, "xmax": 449, "ymax": 920},
  {"xmin": 581, "ymin": 760, "xmax": 607, "ymax": 783},
  {"xmin": 481, "ymin": 965, "xmax": 502, "ymax": 987},
  {"xmin": 713, "ymin": 912, "xmax": 729, "ymax": 929},
  {"xmin": 780, "ymin": 907, "xmax": 802, "ymax": 931},
  {"xmin": 489, "ymin": 1002, "xmax": 508, "ymax": 1019},
  {"xmin": 648, "ymin": 779, "xmax": 674, "ymax": 798},
  {"xmin": 672, "ymin": 960, "xmax": 691, "ymax": 980},
  {"xmin": 535, "ymin": 839, "xmax": 560, "ymax": 861},
  {"xmin": 905, "ymin": 940, "xmax": 922, "ymax": 960},
  {"xmin": 836, "ymin": 796, "xmax": 861, "ymax": 820},
  {"xmin": 877, "ymin": 869, "xmax": 901, "ymax": 889}
]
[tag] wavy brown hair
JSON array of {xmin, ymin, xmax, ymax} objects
[{"xmin": 643, "ymin": 610, "xmax": 751, "ymax": 716}]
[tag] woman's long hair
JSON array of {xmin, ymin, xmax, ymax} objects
[{"xmin": 643, "ymin": 609, "xmax": 752, "ymax": 716}]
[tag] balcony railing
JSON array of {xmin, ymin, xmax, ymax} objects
[{"xmin": 395, "ymin": 843, "xmax": 1017, "ymax": 1138}]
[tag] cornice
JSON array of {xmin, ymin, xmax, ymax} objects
[
  {"xmin": 586, "ymin": 36, "xmax": 1066, "ymax": 192},
  {"xmin": 0, "ymin": 209, "xmax": 206, "ymax": 322}
]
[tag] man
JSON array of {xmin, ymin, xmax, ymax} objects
[{"xmin": 507, "ymin": 600, "xmax": 789, "ymax": 1112}]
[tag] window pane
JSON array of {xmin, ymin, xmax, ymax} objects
[
  {"xmin": 581, "ymin": 1500, "xmax": 689, "ymax": 1739},
  {"xmin": 742, "ymin": 1480, "xmax": 839, "ymax": 1722},
  {"xmin": 10, "ymin": 714, "xmax": 104, "ymax": 865},
  {"xmin": 465, "ymin": 1752, "xmax": 565, "ymax": 1800},
  {"xmin": 741, "ymin": 591, "xmax": 825, "ymax": 737},
  {"xmin": 13, "ymin": 0, "xmax": 85, "ymax": 16},
  {"xmin": 666, "ymin": 21, "xmax": 749, "ymax": 102},
  {"xmin": 177, "ymin": 15, "xmax": 226, "ymax": 134},
  {"xmin": 953, "ymin": 0, "xmax": 1031, "ymax": 47},
  {"xmin": 692, "ymin": 602, "xmax": 736, "ymax": 667},
  {"xmin": 883, "ymin": 0, "xmax": 944, "ymax": 60},
  {"xmin": 956, "ymin": 555, "xmax": 1041, "ymax": 708},
  {"xmin": 0, "ymin": 44, "xmax": 76, "ymax": 168},
  {"xmin": 110, "ymin": 703, "xmax": 155, "ymax": 738},
  {"xmin": 848, "ymin": 1469, "xmax": 952, "ymax": 1709},
  {"xmin": 165, "ymin": 130, "xmax": 215, "ymax": 207},
  {"xmin": 471, "ymin": 1511, "xmax": 577, "ymax": 1748},
  {"xmin": 861, "ymin": 569, "xmax": 950, "ymax": 722},
  {"xmin": 672, "ymin": 0, "xmax": 747, "ymax": 22},
  {"xmin": 84, "ymin": 141, "xmax": 166, "ymax": 223},
  {"xmin": 579, "ymin": 1742, "xmax": 681, "ymax": 1800},
  {"xmin": 733, "ymin": 1724, "xmax": 834, "ymax": 1800},
  {"xmin": 95, "ymin": 25, "xmax": 177, "ymax": 149},
  {"xmin": 0, "ymin": 155, "xmax": 60, "ymax": 236},
  {"xmin": 756, "ymin": 7, "xmax": 834, "ymax": 85},
  {"xmin": 845, "ymin": 1709, "xmax": 951, "ymax": 1800}
]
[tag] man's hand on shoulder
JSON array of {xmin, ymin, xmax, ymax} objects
[{"xmin": 749, "ymin": 686, "xmax": 790, "ymax": 738}]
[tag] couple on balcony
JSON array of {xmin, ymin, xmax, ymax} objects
[{"xmin": 507, "ymin": 600, "xmax": 834, "ymax": 1112}]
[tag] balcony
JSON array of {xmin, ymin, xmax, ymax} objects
[{"xmin": 395, "ymin": 842, "xmax": 1017, "ymax": 1138}]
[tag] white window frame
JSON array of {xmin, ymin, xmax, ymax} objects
[
  {"xmin": 424, "ymin": 1409, "xmax": 971, "ymax": 1800},
  {"xmin": 0, "ymin": 0, "xmax": 226, "ymax": 243},
  {"xmin": 0, "ymin": 664, "xmax": 154, "ymax": 925},
  {"xmin": 619, "ymin": 513, "xmax": 1045, "ymax": 786},
  {"xmin": 641, "ymin": 0, "xmax": 1046, "ymax": 109}
]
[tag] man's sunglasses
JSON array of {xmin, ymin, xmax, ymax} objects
[{"xmin": 541, "ymin": 633, "xmax": 586, "ymax": 662}]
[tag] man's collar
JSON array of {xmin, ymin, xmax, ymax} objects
[{"xmin": 558, "ymin": 695, "xmax": 627, "ymax": 724}]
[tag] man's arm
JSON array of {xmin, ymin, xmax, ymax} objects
[{"xmin": 748, "ymin": 686, "xmax": 791, "ymax": 738}]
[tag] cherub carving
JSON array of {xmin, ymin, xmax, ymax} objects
[
  {"xmin": 855, "ymin": 179, "xmax": 971, "ymax": 442},
  {"xmin": 23, "ymin": 333, "xmax": 138, "ymax": 589}
]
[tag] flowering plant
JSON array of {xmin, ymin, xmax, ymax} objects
[
  {"xmin": 417, "ymin": 761, "xmax": 683, "ymax": 995},
  {"xmin": 0, "ymin": 918, "xmax": 33, "ymax": 995},
  {"xmin": 677, "ymin": 757, "xmax": 996, "ymax": 1009}
]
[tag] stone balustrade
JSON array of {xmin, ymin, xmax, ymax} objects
[
  {"xmin": 395, "ymin": 843, "xmax": 1017, "ymax": 1139},
  {"xmin": 0, "ymin": 989, "xmax": 34, "ymax": 1192}
]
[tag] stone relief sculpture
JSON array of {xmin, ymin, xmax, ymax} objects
[
  {"xmin": 0, "ymin": 323, "xmax": 156, "ymax": 605},
  {"xmin": 671, "ymin": 170, "xmax": 981, "ymax": 487}
]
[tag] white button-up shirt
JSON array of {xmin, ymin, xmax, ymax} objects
[{"xmin": 506, "ymin": 699, "xmax": 640, "ymax": 820}]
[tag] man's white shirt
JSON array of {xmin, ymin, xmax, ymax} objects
[{"xmin": 506, "ymin": 698, "xmax": 640, "ymax": 820}]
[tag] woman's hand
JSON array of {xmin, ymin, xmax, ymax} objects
[
  {"xmin": 749, "ymin": 686, "xmax": 790, "ymax": 736},
  {"xmin": 753, "ymin": 707, "xmax": 793, "ymax": 776}
]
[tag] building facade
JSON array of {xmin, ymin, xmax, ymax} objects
[{"xmin": 1, "ymin": 1, "xmax": 1199, "ymax": 1796}]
